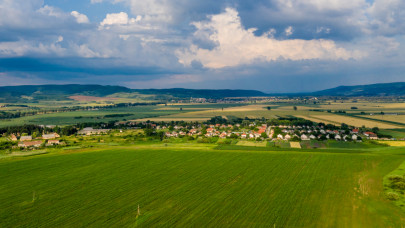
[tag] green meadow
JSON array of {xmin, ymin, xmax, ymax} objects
[
  {"xmin": 1, "ymin": 144, "xmax": 405, "ymax": 227},
  {"xmin": 0, "ymin": 104, "xmax": 243, "ymax": 127}
]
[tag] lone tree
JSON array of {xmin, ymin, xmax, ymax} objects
[
  {"xmin": 267, "ymin": 106, "xmax": 271, "ymax": 111},
  {"xmin": 293, "ymin": 106, "xmax": 297, "ymax": 111}
]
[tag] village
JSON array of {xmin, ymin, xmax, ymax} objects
[
  {"xmin": 154, "ymin": 122, "xmax": 381, "ymax": 142},
  {"xmin": 1, "ymin": 116, "xmax": 396, "ymax": 151}
]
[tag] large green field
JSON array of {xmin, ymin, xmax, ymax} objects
[
  {"xmin": 0, "ymin": 104, "xmax": 243, "ymax": 127},
  {"xmin": 1, "ymin": 145, "xmax": 405, "ymax": 227}
]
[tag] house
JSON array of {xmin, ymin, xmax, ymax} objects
[
  {"xmin": 42, "ymin": 133, "xmax": 60, "ymax": 140},
  {"xmin": 258, "ymin": 128, "xmax": 266, "ymax": 134},
  {"xmin": 301, "ymin": 134, "xmax": 309, "ymax": 141},
  {"xmin": 335, "ymin": 135, "xmax": 342, "ymax": 140},
  {"xmin": 351, "ymin": 129, "xmax": 359, "ymax": 134},
  {"xmin": 9, "ymin": 134, "xmax": 17, "ymax": 141},
  {"xmin": 364, "ymin": 132, "xmax": 375, "ymax": 137},
  {"xmin": 18, "ymin": 141, "xmax": 42, "ymax": 148},
  {"xmin": 352, "ymin": 135, "xmax": 358, "ymax": 141},
  {"xmin": 241, "ymin": 133, "xmax": 247, "ymax": 139},
  {"xmin": 282, "ymin": 129, "xmax": 289, "ymax": 133},
  {"xmin": 219, "ymin": 132, "xmax": 227, "ymax": 138},
  {"xmin": 309, "ymin": 135, "xmax": 316, "ymax": 140},
  {"xmin": 20, "ymin": 136, "xmax": 32, "ymax": 141},
  {"xmin": 207, "ymin": 128, "xmax": 214, "ymax": 133},
  {"xmin": 285, "ymin": 134, "xmax": 291, "ymax": 140},
  {"xmin": 47, "ymin": 140, "xmax": 60, "ymax": 145},
  {"xmin": 369, "ymin": 134, "xmax": 378, "ymax": 140},
  {"xmin": 277, "ymin": 134, "xmax": 284, "ymax": 140}
]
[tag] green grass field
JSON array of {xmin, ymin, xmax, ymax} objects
[
  {"xmin": 0, "ymin": 104, "xmax": 246, "ymax": 127},
  {"xmin": 1, "ymin": 145, "xmax": 405, "ymax": 227}
]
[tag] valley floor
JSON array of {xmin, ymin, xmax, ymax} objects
[{"xmin": 1, "ymin": 144, "xmax": 405, "ymax": 227}]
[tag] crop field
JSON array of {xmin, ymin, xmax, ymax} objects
[
  {"xmin": 134, "ymin": 105, "xmax": 287, "ymax": 121},
  {"xmin": 134, "ymin": 117, "xmax": 211, "ymax": 122},
  {"xmin": 294, "ymin": 115, "xmax": 338, "ymax": 125},
  {"xmin": 235, "ymin": 141, "xmax": 267, "ymax": 147},
  {"xmin": 363, "ymin": 115, "xmax": 405, "ymax": 125},
  {"xmin": 295, "ymin": 114, "xmax": 402, "ymax": 129},
  {"xmin": 317, "ymin": 102, "xmax": 405, "ymax": 111},
  {"xmin": 378, "ymin": 141, "xmax": 405, "ymax": 147},
  {"xmin": 379, "ymin": 129, "xmax": 405, "ymax": 139},
  {"xmin": 0, "ymin": 106, "xmax": 181, "ymax": 127},
  {"xmin": 290, "ymin": 142, "xmax": 301, "ymax": 148},
  {"xmin": 0, "ymin": 103, "xmax": 245, "ymax": 127},
  {"xmin": 1, "ymin": 146, "xmax": 404, "ymax": 227}
]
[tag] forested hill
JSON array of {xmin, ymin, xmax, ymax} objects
[
  {"xmin": 0, "ymin": 84, "xmax": 267, "ymax": 102},
  {"xmin": 1, "ymin": 82, "xmax": 404, "ymax": 102},
  {"xmin": 311, "ymin": 82, "xmax": 405, "ymax": 96},
  {"xmin": 0, "ymin": 84, "xmax": 131, "ymax": 102}
]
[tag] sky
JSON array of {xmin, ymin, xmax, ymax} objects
[{"xmin": 0, "ymin": 0, "xmax": 404, "ymax": 92}]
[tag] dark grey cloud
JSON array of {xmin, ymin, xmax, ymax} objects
[{"xmin": 0, "ymin": 0, "xmax": 404, "ymax": 92}]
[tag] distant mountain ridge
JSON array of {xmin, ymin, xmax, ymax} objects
[
  {"xmin": 0, "ymin": 84, "xmax": 267, "ymax": 102},
  {"xmin": 311, "ymin": 82, "xmax": 405, "ymax": 96},
  {"xmin": 0, "ymin": 82, "xmax": 404, "ymax": 102}
]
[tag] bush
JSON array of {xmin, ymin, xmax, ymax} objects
[
  {"xmin": 187, "ymin": 136, "xmax": 195, "ymax": 141},
  {"xmin": 386, "ymin": 192, "xmax": 400, "ymax": 201},
  {"xmin": 217, "ymin": 139, "xmax": 232, "ymax": 145},
  {"xmin": 388, "ymin": 175, "xmax": 404, "ymax": 183},
  {"xmin": 392, "ymin": 182, "xmax": 405, "ymax": 190},
  {"xmin": 197, "ymin": 137, "xmax": 213, "ymax": 143}
]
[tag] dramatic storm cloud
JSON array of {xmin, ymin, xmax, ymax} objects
[{"xmin": 0, "ymin": 0, "xmax": 404, "ymax": 92}]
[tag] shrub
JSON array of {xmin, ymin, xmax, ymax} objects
[
  {"xmin": 386, "ymin": 192, "xmax": 400, "ymax": 201},
  {"xmin": 217, "ymin": 139, "xmax": 232, "ymax": 145},
  {"xmin": 392, "ymin": 182, "xmax": 405, "ymax": 190},
  {"xmin": 388, "ymin": 175, "xmax": 404, "ymax": 183}
]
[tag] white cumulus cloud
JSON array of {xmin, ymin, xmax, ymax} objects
[
  {"xmin": 177, "ymin": 8, "xmax": 362, "ymax": 69},
  {"xmin": 100, "ymin": 12, "xmax": 141, "ymax": 27},
  {"xmin": 71, "ymin": 11, "xmax": 89, "ymax": 24}
]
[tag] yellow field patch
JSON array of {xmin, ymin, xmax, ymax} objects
[
  {"xmin": 274, "ymin": 106, "xmax": 312, "ymax": 111},
  {"xmin": 218, "ymin": 105, "xmax": 268, "ymax": 112},
  {"xmin": 156, "ymin": 107, "xmax": 212, "ymax": 110},
  {"xmin": 363, "ymin": 115, "xmax": 405, "ymax": 125},
  {"xmin": 236, "ymin": 141, "xmax": 267, "ymax": 147},
  {"xmin": 296, "ymin": 114, "xmax": 402, "ymax": 129},
  {"xmin": 378, "ymin": 141, "xmax": 405, "ymax": 147},
  {"xmin": 149, "ymin": 105, "xmax": 277, "ymax": 120},
  {"xmin": 290, "ymin": 142, "xmax": 301, "ymax": 148},
  {"xmin": 318, "ymin": 102, "xmax": 405, "ymax": 111},
  {"xmin": 294, "ymin": 115, "xmax": 338, "ymax": 125},
  {"xmin": 133, "ymin": 117, "xmax": 210, "ymax": 122}
]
